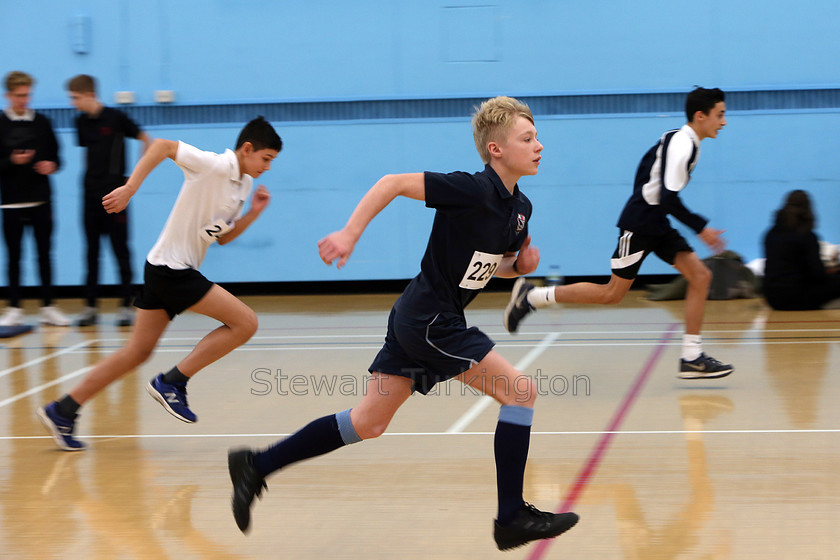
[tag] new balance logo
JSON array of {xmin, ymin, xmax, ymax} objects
[{"xmin": 165, "ymin": 392, "xmax": 179, "ymax": 404}]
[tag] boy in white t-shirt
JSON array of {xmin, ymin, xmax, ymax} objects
[{"xmin": 38, "ymin": 116, "xmax": 282, "ymax": 451}]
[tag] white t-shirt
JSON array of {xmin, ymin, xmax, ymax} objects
[{"xmin": 146, "ymin": 141, "xmax": 252, "ymax": 270}]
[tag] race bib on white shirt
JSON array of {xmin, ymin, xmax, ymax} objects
[
  {"xmin": 200, "ymin": 218, "xmax": 234, "ymax": 245},
  {"xmin": 459, "ymin": 251, "xmax": 503, "ymax": 290}
]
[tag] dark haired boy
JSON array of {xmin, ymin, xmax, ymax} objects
[
  {"xmin": 505, "ymin": 87, "xmax": 733, "ymax": 379},
  {"xmin": 67, "ymin": 74, "xmax": 152, "ymax": 326},
  {"xmin": 38, "ymin": 116, "xmax": 282, "ymax": 450}
]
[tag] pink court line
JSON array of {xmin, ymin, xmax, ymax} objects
[{"xmin": 526, "ymin": 322, "xmax": 679, "ymax": 560}]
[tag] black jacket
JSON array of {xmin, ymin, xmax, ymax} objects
[{"xmin": 0, "ymin": 112, "xmax": 61, "ymax": 205}]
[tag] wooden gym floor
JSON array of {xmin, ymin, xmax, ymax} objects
[{"xmin": 1, "ymin": 292, "xmax": 838, "ymax": 559}]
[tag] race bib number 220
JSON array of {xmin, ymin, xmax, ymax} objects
[{"xmin": 459, "ymin": 251, "xmax": 503, "ymax": 290}]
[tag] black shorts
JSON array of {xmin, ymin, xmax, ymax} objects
[
  {"xmin": 610, "ymin": 228, "xmax": 693, "ymax": 280},
  {"xmin": 133, "ymin": 261, "xmax": 214, "ymax": 319},
  {"xmin": 368, "ymin": 308, "xmax": 495, "ymax": 395}
]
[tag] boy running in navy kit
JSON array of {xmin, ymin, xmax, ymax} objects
[
  {"xmin": 228, "ymin": 97, "xmax": 578, "ymax": 550},
  {"xmin": 505, "ymin": 87, "xmax": 733, "ymax": 380},
  {"xmin": 38, "ymin": 116, "xmax": 282, "ymax": 451},
  {"xmin": 67, "ymin": 74, "xmax": 152, "ymax": 327}
]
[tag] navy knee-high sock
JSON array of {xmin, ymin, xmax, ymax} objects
[
  {"xmin": 252, "ymin": 409, "xmax": 361, "ymax": 479},
  {"xmin": 494, "ymin": 405, "xmax": 534, "ymax": 525}
]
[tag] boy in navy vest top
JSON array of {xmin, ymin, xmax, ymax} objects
[{"xmin": 505, "ymin": 87, "xmax": 733, "ymax": 380}]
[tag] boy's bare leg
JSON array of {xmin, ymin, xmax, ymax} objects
[
  {"xmin": 348, "ymin": 372, "xmax": 414, "ymax": 439},
  {"xmin": 176, "ymin": 285, "xmax": 258, "ymax": 376},
  {"xmin": 672, "ymin": 252, "xmax": 712, "ymax": 336},
  {"xmin": 39, "ymin": 308, "xmax": 169, "ymax": 450},
  {"xmin": 672, "ymin": 251, "xmax": 732, "ymax": 378},
  {"xmin": 69, "ymin": 308, "xmax": 170, "ymax": 404},
  {"xmin": 505, "ymin": 273, "xmax": 633, "ymax": 333},
  {"xmin": 455, "ymin": 349, "xmax": 536, "ymax": 407},
  {"xmin": 146, "ymin": 285, "xmax": 258, "ymax": 424},
  {"xmin": 553, "ymin": 273, "xmax": 634, "ymax": 305}
]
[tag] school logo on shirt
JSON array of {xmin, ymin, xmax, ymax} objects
[{"xmin": 516, "ymin": 213, "xmax": 526, "ymax": 233}]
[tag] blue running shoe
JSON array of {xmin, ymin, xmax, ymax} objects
[
  {"xmin": 37, "ymin": 402, "xmax": 86, "ymax": 451},
  {"xmin": 147, "ymin": 374, "xmax": 197, "ymax": 423}
]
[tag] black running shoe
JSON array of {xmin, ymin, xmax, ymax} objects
[
  {"xmin": 228, "ymin": 448, "xmax": 268, "ymax": 533},
  {"xmin": 493, "ymin": 503, "xmax": 579, "ymax": 551},
  {"xmin": 504, "ymin": 277, "xmax": 536, "ymax": 334},
  {"xmin": 678, "ymin": 353, "xmax": 734, "ymax": 379}
]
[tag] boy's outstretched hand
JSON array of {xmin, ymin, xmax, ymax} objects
[
  {"xmin": 318, "ymin": 229, "xmax": 356, "ymax": 269},
  {"xmin": 698, "ymin": 227, "xmax": 727, "ymax": 254},
  {"xmin": 251, "ymin": 185, "xmax": 271, "ymax": 214}
]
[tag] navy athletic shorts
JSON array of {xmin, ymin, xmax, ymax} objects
[
  {"xmin": 133, "ymin": 261, "xmax": 214, "ymax": 319},
  {"xmin": 369, "ymin": 308, "xmax": 495, "ymax": 395},
  {"xmin": 610, "ymin": 228, "xmax": 693, "ymax": 280}
]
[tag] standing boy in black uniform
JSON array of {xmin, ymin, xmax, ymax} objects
[
  {"xmin": 227, "ymin": 96, "xmax": 579, "ymax": 551},
  {"xmin": 504, "ymin": 87, "xmax": 733, "ymax": 380},
  {"xmin": 68, "ymin": 74, "xmax": 151, "ymax": 327},
  {"xmin": 0, "ymin": 71, "xmax": 70, "ymax": 327}
]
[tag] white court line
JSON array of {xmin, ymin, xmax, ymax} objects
[
  {"xmin": 67, "ymin": 338, "xmax": 838, "ymax": 354},
  {"xmin": 3, "ymin": 428, "xmax": 839, "ymax": 442},
  {"xmin": 145, "ymin": 327, "xmax": 840, "ymax": 340},
  {"xmin": 0, "ymin": 366, "xmax": 92, "ymax": 409},
  {"xmin": 445, "ymin": 332, "xmax": 561, "ymax": 434},
  {"xmin": 0, "ymin": 339, "xmax": 98, "ymax": 380},
  {"xmin": 3, "ymin": 329, "xmax": 837, "ymax": 409}
]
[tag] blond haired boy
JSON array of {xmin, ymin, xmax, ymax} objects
[
  {"xmin": 228, "ymin": 96, "xmax": 578, "ymax": 550},
  {"xmin": 0, "ymin": 71, "xmax": 69, "ymax": 327}
]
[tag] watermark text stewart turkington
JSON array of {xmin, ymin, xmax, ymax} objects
[{"xmin": 250, "ymin": 368, "xmax": 590, "ymax": 400}]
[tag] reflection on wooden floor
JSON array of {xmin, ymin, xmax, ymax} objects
[{"xmin": 1, "ymin": 293, "xmax": 839, "ymax": 559}]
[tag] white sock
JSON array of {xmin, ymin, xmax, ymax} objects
[
  {"xmin": 682, "ymin": 334, "xmax": 702, "ymax": 361},
  {"xmin": 526, "ymin": 286, "xmax": 556, "ymax": 308}
]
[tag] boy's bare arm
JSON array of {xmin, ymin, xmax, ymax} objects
[
  {"xmin": 103, "ymin": 138, "xmax": 178, "ymax": 214},
  {"xmin": 137, "ymin": 131, "xmax": 153, "ymax": 155},
  {"xmin": 318, "ymin": 173, "xmax": 425, "ymax": 268},
  {"xmin": 217, "ymin": 185, "xmax": 271, "ymax": 245}
]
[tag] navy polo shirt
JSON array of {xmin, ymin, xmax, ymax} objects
[
  {"xmin": 75, "ymin": 106, "xmax": 142, "ymax": 194},
  {"xmin": 395, "ymin": 164, "xmax": 532, "ymax": 318}
]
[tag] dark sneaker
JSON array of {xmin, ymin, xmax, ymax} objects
[
  {"xmin": 678, "ymin": 353, "xmax": 734, "ymax": 380},
  {"xmin": 76, "ymin": 307, "xmax": 98, "ymax": 327},
  {"xmin": 494, "ymin": 503, "xmax": 579, "ymax": 551},
  {"xmin": 229, "ymin": 448, "xmax": 268, "ymax": 533},
  {"xmin": 147, "ymin": 374, "xmax": 197, "ymax": 423},
  {"xmin": 504, "ymin": 277, "xmax": 536, "ymax": 334},
  {"xmin": 115, "ymin": 307, "xmax": 134, "ymax": 327},
  {"xmin": 37, "ymin": 402, "xmax": 87, "ymax": 451}
]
